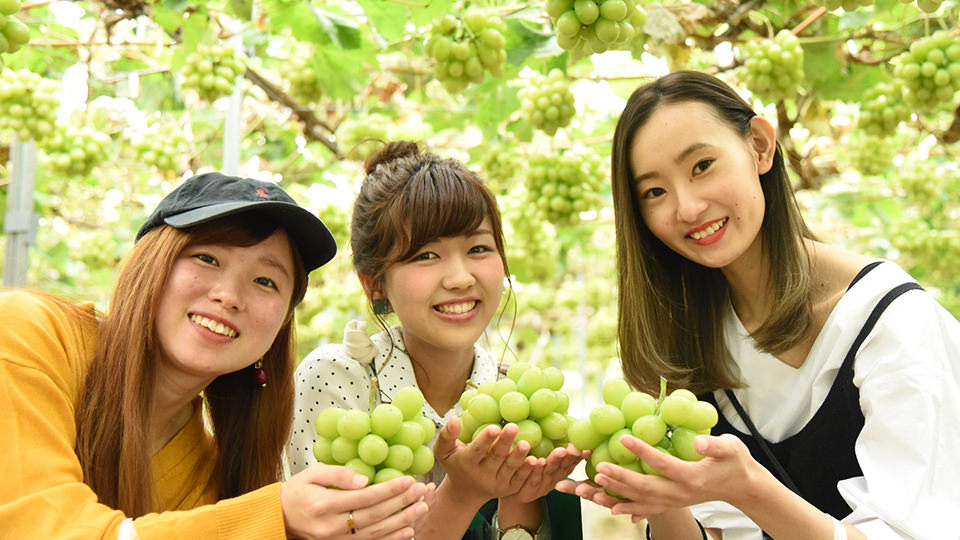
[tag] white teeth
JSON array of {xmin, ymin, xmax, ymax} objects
[
  {"xmin": 690, "ymin": 218, "xmax": 727, "ymax": 240},
  {"xmin": 436, "ymin": 301, "xmax": 477, "ymax": 314},
  {"xmin": 189, "ymin": 314, "xmax": 237, "ymax": 337}
]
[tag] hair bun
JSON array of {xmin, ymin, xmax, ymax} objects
[{"xmin": 364, "ymin": 141, "xmax": 420, "ymax": 175}]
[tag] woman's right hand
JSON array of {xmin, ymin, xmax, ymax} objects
[
  {"xmin": 281, "ymin": 463, "xmax": 430, "ymax": 540},
  {"xmin": 432, "ymin": 417, "xmax": 537, "ymax": 504}
]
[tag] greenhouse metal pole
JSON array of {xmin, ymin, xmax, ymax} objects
[{"xmin": 3, "ymin": 135, "xmax": 39, "ymax": 288}]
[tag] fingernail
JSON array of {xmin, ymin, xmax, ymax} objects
[
  {"xmin": 353, "ymin": 475, "xmax": 368, "ymax": 488},
  {"xmin": 416, "ymin": 502, "xmax": 429, "ymax": 515}
]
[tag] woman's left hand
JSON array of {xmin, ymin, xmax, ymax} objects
[{"xmin": 503, "ymin": 443, "xmax": 587, "ymax": 504}]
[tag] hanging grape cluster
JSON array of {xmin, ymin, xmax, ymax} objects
[
  {"xmin": 312, "ymin": 387, "xmax": 436, "ymax": 483},
  {"xmin": 0, "ymin": 68, "xmax": 58, "ymax": 143},
  {"xmin": 131, "ymin": 122, "xmax": 189, "ymax": 175},
  {"xmin": 41, "ymin": 125, "xmax": 110, "ymax": 177},
  {"xmin": 423, "ymin": 11, "xmax": 507, "ymax": 93},
  {"xmin": 518, "ymin": 69, "xmax": 576, "ymax": 136},
  {"xmin": 0, "ymin": 0, "xmax": 29, "ymax": 62},
  {"xmin": 546, "ymin": 0, "xmax": 644, "ymax": 56},
  {"xmin": 283, "ymin": 53, "xmax": 323, "ymax": 105},
  {"xmin": 571, "ymin": 378, "xmax": 718, "ymax": 490},
  {"xmin": 813, "ymin": 0, "xmax": 873, "ymax": 10},
  {"xmin": 857, "ymin": 80, "xmax": 911, "ymax": 137},
  {"xmin": 456, "ymin": 362, "xmax": 573, "ymax": 458},
  {"xmin": 906, "ymin": 0, "xmax": 945, "ymax": 14},
  {"xmin": 892, "ymin": 30, "xmax": 960, "ymax": 114},
  {"xmin": 738, "ymin": 30, "xmax": 805, "ymax": 103},
  {"xmin": 525, "ymin": 146, "xmax": 605, "ymax": 227},
  {"xmin": 181, "ymin": 43, "xmax": 246, "ymax": 102},
  {"xmin": 337, "ymin": 113, "xmax": 390, "ymax": 162}
]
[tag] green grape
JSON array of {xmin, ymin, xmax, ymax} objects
[
  {"xmin": 602, "ymin": 377, "xmax": 632, "ymax": 408},
  {"xmin": 468, "ymin": 392, "xmax": 502, "ymax": 424},
  {"xmin": 370, "ymin": 403, "xmax": 404, "ymax": 439},
  {"xmin": 331, "ymin": 436, "xmax": 359, "ymax": 463},
  {"xmin": 499, "ymin": 391, "xmax": 531, "ymax": 423},
  {"xmin": 130, "ymin": 121, "xmax": 189, "ymax": 176},
  {"xmin": 315, "ymin": 407, "xmax": 345, "ymax": 439},
  {"xmin": 631, "ymin": 414, "xmax": 667, "ymax": 445},
  {"xmin": 180, "ymin": 43, "xmax": 247, "ymax": 102},
  {"xmin": 345, "ymin": 458, "xmax": 376, "ymax": 481},
  {"xmin": 357, "ymin": 433, "xmax": 389, "ymax": 466},
  {"xmin": 515, "ymin": 419, "xmax": 543, "ymax": 447},
  {"xmin": 684, "ymin": 400, "xmax": 719, "ymax": 431},
  {"xmin": 492, "ymin": 378, "xmax": 518, "ymax": 401},
  {"xmin": 373, "ymin": 467, "xmax": 405, "ymax": 484},
  {"xmin": 384, "ymin": 444, "xmax": 415, "ymax": 471},
  {"xmin": 543, "ymin": 366, "xmax": 565, "ymax": 390},
  {"xmin": 506, "ymin": 362, "xmax": 533, "ymax": 382},
  {"xmin": 590, "ymin": 404, "xmax": 626, "ymax": 435},
  {"xmin": 516, "ymin": 367, "xmax": 546, "ymax": 397},
  {"xmin": 670, "ymin": 427, "xmax": 704, "ymax": 461},
  {"xmin": 0, "ymin": 69, "xmax": 58, "ymax": 143},
  {"xmin": 555, "ymin": 391, "xmax": 570, "ymax": 414},
  {"xmin": 283, "ymin": 51, "xmax": 324, "ymax": 104},
  {"xmin": 458, "ymin": 410, "xmax": 480, "ymax": 443},
  {"xmin": 639, "ymin": 446, "xmax": 670, "ymax": 476},
  {"xmin": 312, "ymin": 435, "xmax": 333, "ymax": 463},
  {"xmin": 41, "ymin": 125, "xmax": 110, "ymax": 177},
  {"xmin": 525, "ymin": 146, "xmax": 606, "ymax": 226},
  {"xmin": 387, "ymin": 421, "xmax": 426, "ymax": 449},
  {"xmin": 659, "ymin": 395, "xmax": 692, "ymax": 427},
  {"xmin": 530, "ymin": 438, "xmax": 555, "ymax": 458},
  {"xmin": 607, "ymin": 428, "xmax": 638, "ymax": 465},
  {"xmin": 393, "ymin": 386, "xmax": 426, "ymax": 420},
  {"xmin": 546, "ymin": 0, "xmax": 640, "ymax": 57},
  {"xmin": 856, "ymin": 81, "xmax": 911, "ymax": 137},
  {"xmin": 0, "ymin": 6, "xmax": 29, "ymax": 56},
  {"xmin": 337, "ymin": 409, "xmax": 372, "ymax": 440},
  {"xmin": 409, "ymin": 445, "xmax": 436, "ymax": 475},
  {"xmin": 528, "ymin": 388, "xmax": 558, "ymax": 419},
  {"xmin": 0, "ymin": 0, "xmax": 22, "ymax": 16},
  {"xmin": 538, "ymin": 412, "xmax": 569, "ymax": 441},
  {"xmin": 588, "ymin": 440, "xmax": 612, "ymax": 469},
  {"xmin": 737, "ymin": 30, "xmax": 805, "ymax": 103},
  {"xmin": 413, "ymin": 415, "xmax": 437, "ymax": 443},
  {"xmin": 621, "ymin": 391, "xmax": 657, "ymax": 425}
]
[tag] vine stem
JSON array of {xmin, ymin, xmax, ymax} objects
[{"xmin": 792, "ymin": 7, "xmax": 827, "ymax": 36}]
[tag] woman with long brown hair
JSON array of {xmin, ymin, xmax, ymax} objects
[
  {"xmin": 0, "ymin": 172, "xmax": 430, "ymax": 539},
  {"xmin": 558, "ymin": 71, "xmax": 960, "ymax": 540}
]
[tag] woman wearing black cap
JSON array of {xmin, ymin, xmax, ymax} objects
[{"xmin": 0, "ymin": 172, "xmax": 430, "ymax": 540}]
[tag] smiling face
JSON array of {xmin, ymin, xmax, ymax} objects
[
  {"xmin": 154, "ymin": 228, "xmax": 295, "ymax": 390},
  {"xmin": 629, "ymin": 100, "xmax": 775, "ymax": 270},
  {"xmin": 379, "ymin": 217, "xmax": 505, "ymax": 358}
]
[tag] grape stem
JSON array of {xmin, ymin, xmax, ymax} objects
[{"xmin": 655, "ymin": 376, "xmax": 667, "ymax": 415}]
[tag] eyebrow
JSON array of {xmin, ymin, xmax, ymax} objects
[
  {"xmin": 259, "ymin": 255, "xmax": 292, "ymax": 281},
  {"xmin": 633, "ymin": 142, "xmax": 711, "ymax": 183}
]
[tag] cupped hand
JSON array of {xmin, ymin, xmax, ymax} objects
[
  {"xmin": 281, "ymin": 463, "xmax": 430, "ymax": 540},
  {"xmin": 433, "ymin": 417, "xmax": 536, "ymax": 503},
  {"xmin": 586, "ymin": 433, "xmax": 759, "ymax": 519},
  {"xmin": 505, "ymin": 443, "xmax": 588, "ymax": 504}
]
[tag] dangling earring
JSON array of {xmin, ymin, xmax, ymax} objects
[
  {"xmin": 253, "ymin": 359, "xmax": 267, "ymax": 388},
  {"xmin": 372, "ymin": 298, "xmax": 391, "ymax": 315}
]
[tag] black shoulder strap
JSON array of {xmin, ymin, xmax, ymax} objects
[{"xmin": 725, "ymin": 280, "xmax": 923, "ymax": 495}]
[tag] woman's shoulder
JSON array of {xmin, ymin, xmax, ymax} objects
[{"xmin": 0, "ymin": 289, "xmax": 98, "ymax": 339}]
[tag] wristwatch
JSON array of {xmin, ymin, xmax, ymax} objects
[{"xmin": 493, "ymin": 513, "xmax": 540, "ymax": 540}]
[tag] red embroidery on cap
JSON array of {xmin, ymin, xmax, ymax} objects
[{"xmin": 256, "ymin": 188, "xmax": 268, "ymax": 198}]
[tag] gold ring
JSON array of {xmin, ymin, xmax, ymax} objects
[{"xmin": 347, "ymin": 512, "xmax": 357, "ymax": 534}]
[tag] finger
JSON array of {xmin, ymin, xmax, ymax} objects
[
  {"xmin": 555, "ymin": 479, "xmax": 581, "ymax": 495},
  {"xmin": 506, "ymin": 456, "xmax": 540, "ymax": 492},
  {"xmin": 433, "ymin": 417, "xmax": 461, "ymax": 461},
  {"xmin": 303, "ymin": 463, "xmax": 371, "ymax": 490},
  {"xmin": 617, "ymin": 435, "xmax": 687, "ymax": 478},
  {"xmin": 484, "ymin": 423, "xmax": 518, "ymax": 463},
  {"xmin": 358, "ymin": 501, "xmax": 428, "ymax": 540},
  {"xmin": 466, "ymin": 424, "xmax": 503, "ymax": 462},
  {"xmin": 496, "ymin": 438, "xmax": 531, "ymax": 480},
  {"xmin": 354, "ymin": 481, "xmax": 428, "ymax": 526},
  {"xmin": 327, "ymin": 475, "xmax": 416, "ymax": 514}
]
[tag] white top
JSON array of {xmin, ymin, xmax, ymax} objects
[
  {"xmin": 287, "ymin": 321, "xmax": 500, "ymax": 485},
  {"xmin": 691, "ymin": 261, "xmax": 960, "ymax": 540}
]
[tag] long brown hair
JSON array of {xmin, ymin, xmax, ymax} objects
[
  {"xmin": 352, "ymin": 141, "xmax": 515, "ymax": 364},
  {"xmin": 611, "ymin": 71, "xmax": 815, "ymax": 395},
  {"xmin": 75, "ymin": 214, "xmax": 307, "ymax": 516}
]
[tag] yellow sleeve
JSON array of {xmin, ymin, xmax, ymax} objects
[{"xmin": 0, "ymin": 291, "xmax": 286, "ymax": 539}]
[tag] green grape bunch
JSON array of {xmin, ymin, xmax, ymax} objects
[
  {"xmin": 545, "ymin": 0, "xmax": 644, "ymax": 57},
  {"xmin": 518, "ymin": 69, "xmax": 576, "ymax": 136},
  {"xmin": 892, "ymin": 30, "xmax": 960, "ymax": 114},
  {"xmin": 40, "ymin": 125, "xmax": 111, "ymax": 177},
  {"xmin": 525, "ymin": 146, "xmax": 605, "ymax": 227},
  {"xmin": 131, "ymin": 122, "xmax": 189, "ymax": 176},
  {"xmin": 312, "ymin": 387, "xmax": 436, "ymax": 484},
  {"xmin": 0, "ymin": 68, "xmax": 58, "ymax": 143},
  {"xmin": 456, "ymin": 362, "xmax": 573, "ymax": 459},
  {"xmin": 423, "ymin": 11, "xmax": 507, "ymax": 93},
  {"xmin": 856, "ymin": 80, "xmax": 911, "ymax": 137},
  {"xmin": 181, "ymin": 43, "xmax": 247, "ymax": 102},
  {"xmin": 0, "ymin": 0, "xmax": 29, "ymax": 61},
  {"xmin": 737, "ymin": 30, "xmax": 805, "ymax": 103},
  {"xmin": 570, "ymin": 377, "xmax": 718, "ymax": 490},
  {"xmin": 283, "ymin": 53, "xmax": 323, "ymax": 105}
]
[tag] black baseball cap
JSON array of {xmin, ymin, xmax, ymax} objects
[{"xmin": 136, "ymin": 172, "xmax": 337, "ymax": 273}]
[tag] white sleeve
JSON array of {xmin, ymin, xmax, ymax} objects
[
  {"xmin": 286, "ymin": 344, "xmax": 373, "ymax": 476},
  {"xmin": 844, "ymin": 291, "xmax": 960, "ymax": 539}
]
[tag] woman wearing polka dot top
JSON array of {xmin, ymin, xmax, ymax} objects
[{"xmin": 288, "ymin": 141, "xmax": 586, "ymax": 540}]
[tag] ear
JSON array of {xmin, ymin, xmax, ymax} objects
[
  {"xmin": 748, "ymin": 116, "xmax": 777, "ymax": 175},
  {"xmin": 357, "ymin": 272, "xmax": 381, "ymax": 301}
]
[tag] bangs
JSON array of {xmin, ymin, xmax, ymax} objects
[
  {"xmin": 391, "ymin": 160, "xmax": 492, "ymax": 260},
  {"xmin": 187, "ymin": 214, "xmax": 280, "ymax": 248}
]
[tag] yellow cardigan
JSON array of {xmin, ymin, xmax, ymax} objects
[{"xmin": 0, "ymin": 290, "xmax": 286, "ymax": 539}]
